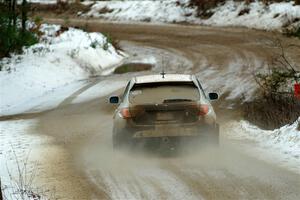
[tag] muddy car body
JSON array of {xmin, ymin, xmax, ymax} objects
[{"xmin": 110, "ymin": 74, "xmax": 219, "ymax": 150}]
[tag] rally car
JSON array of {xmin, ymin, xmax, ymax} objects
[{"xmin": 109, "ymin": 74, "xmax": 219, "ymax": 150}]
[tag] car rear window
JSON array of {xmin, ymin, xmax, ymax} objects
[{"xmin": 129, "ymin": 82, "xmax": 200, "ymax": 104}]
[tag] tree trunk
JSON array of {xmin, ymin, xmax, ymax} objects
[
  {"xmin": 12, "ymin": 0, "xmax": 17, "ymax": 27},
  {"xmin": 21, "ymin": 0, "xmax": 27, "ymax": 34},
  {"xmin": 7, "ymin": 0, "xmax": 13, "ymax": 27}
]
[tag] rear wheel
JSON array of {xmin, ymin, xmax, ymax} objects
[
  {"xmin": 112, "ymin": 127, "xmax": 131, "ymax": 149},
  {"xmin": 112, "ymin": 132, "xmax": 125, "ymax": 150},
  {"xmin": 198, "ymin": 124, "xmax": 219, "ymax": 147},
  {"xmin": 113, "ymin": 126, "xmax": 121, "ymax": 149},
  {"xmin": 112, "ymin": 134, "xmax": 122, "ymax": 149}
]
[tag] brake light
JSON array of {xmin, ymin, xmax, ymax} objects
[
  {"xmin": 120, "ymin": 108, "xmax": 132, "ymax": 119},
  {"xmin": 197, "ymin": 104, "xmax": 209, "ymax": 115},
  {"xmin": 119, "ymin": 106, "xmax": 145, "ymax": 119}
]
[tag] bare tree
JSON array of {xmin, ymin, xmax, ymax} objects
[
  {"xmin": 21, "ymin": 0, "xmax": 27, "ymax": 34},
  {"xmin": 254, "ymin": 39, "xmax": 300, "ymax": 96},
  {"xmin": 12, "ymin": 0, "xmax": 17, "ymax": 27}
]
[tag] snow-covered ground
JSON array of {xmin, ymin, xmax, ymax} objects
[
  {"xmin": 225, "ymin": 118, "xmax": 300, "ymax": 173},
  {"xmin": 205, "ymin": 1, "xmax": 300, "ymax": 30},
  {"xmin": 28, "ymin": 0, "xmax": 56, "ymax": 4},
  {"xmin": 195, "ymin": 54, "xmax": 263, "ymax": 102},
  {"xmin": 0, "ymin": 119, "xmax": 53, "ymax": 200},
  {"xmin": 0, "ymin": 24, "xmax": 125, "ymax": 116},
  {"xmin": 84, "ymin": 0, "xmax": 196, "ymax": 24},
  {"xmin": 83, "ymin": 0, "xmax": 300, "ymax": 31}
]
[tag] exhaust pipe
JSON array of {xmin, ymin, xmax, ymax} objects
[
  {"xmin": 161, "ymin": 137, "xmax": 176, "ymax": 151},
  {"xmin": 162, "ymin": 137, "xmax": 170, "ymax": 143}
]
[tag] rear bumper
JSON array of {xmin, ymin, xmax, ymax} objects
[
  {"xmin": 116, "ymin": 122, "xmax": 219, "ymax": 141},
  {"xmin": 131, "ymin": 134, "xmax": 218, "ymax": 149},
  {"xmin": 132, "ymin": 123, "xmax": 216, "ymax": 138},
  {"xmin": 130, "ymin": 128, "xmax": 219, "ymax": 150}
]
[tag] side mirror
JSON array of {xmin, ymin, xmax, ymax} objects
[
  {"xmin": 109, "ymin": 96, "xmax": 119, "ymax": 104},
  {"xmin": 208, "ymin": 92, "xmax": 218, "ymax": 100}
]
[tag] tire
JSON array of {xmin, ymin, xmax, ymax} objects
[
  {"xmin": 112, "ymin": 127, "xmax": 131, "ymax": 149},
  {"xmin": 112, "ymin": 132, "xmax": 124, "ymax": 150},
  {"xmin": 203, "ymin": 124, "xmax": 219, "ymax": 147}
]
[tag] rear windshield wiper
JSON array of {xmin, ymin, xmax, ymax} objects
[{"xmin": 163, "ymin": 99, "xmax": 192, "ymax": 103}]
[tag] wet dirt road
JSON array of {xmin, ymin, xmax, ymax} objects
[{"xmin": 32, "ymin": 19, "xmax": 300, "ymax": 199}]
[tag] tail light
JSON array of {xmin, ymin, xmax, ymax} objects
[
  {"xmin": 119, "ymin": 107, "xmax": 144, "ymax": 119},
  {"xmin": 119, "ymin": 108, "xmax": 133, "ymax": 119},
  {"xmin": 197, "ymin": 104, "xmax": 209, "ymax": 116}
]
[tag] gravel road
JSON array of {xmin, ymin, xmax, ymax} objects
[{"xmin": 16, "ymin": 19, "xmax": 300, "ymax": 199}]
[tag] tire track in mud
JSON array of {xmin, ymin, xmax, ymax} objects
[{"xmin": 34, "ymin": 19, "xmax": 300, "ymax": 199}]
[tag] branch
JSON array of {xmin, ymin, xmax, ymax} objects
[{"xmin": 278, "ymin": 40, "xmax": 297, "ymax": 73}]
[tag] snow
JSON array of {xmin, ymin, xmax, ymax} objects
[
  {"xmin": 0, "ymin": 119, "xmax": 52, "ymax": 200},
  {"xmin": 0, "ymin": 77, "xmax": 127, "ymax": 199},
  {"xmin": 5, "ymin": 81, "xmax": 87, "ymax": 115},
  {"xmin": 225, "ymin": 118, "xmax": 300, "ymax": 173},
  {"xmin": 71, "ymin": 79, "xmax": 127, "ymax": 104},
  {"xmin": 84, "ymin": 0, "xmax": 300, "ymax": 31},
  {"xmin": 0, "ymin": 24, "xmax": 124, "ymax": 116},
  {"xmin": 196, "ymin": 53, "xmax": 264, "ymax": 102},
  {"xmin": 84, "ymin": 0, "xmax": 197, "ymax": 23},
  {"xmin": 28, "ymin": 0, "xmax": 57, "ymax": 4},
  {"xmin": 205, "ymin": 1, "xmax": 300, "ymax": 30}
]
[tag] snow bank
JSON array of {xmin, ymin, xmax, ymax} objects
[
  {"xmin": 239, "ymin": 118, "xmax": 300, "ymax": 154},
  {"xmin": 205, "ymin": 1, "xmax": 300, "ymax": 30},
  {"xmin": 0, "ymin": 24, "xmax": 124, "ymax": 116},
  {"xmin": 27, "ymin": 0, "xmax": 56, "ymax": 4},
  {"xmin": 226, "ymin": 118, "xmax": 300, "ymax": 172},
  {"xmin": 83, "ymin": 0, "xmax": 300, "ymax": 31},
  {"xmin": 84, "ymin": 0, "xmax": 197, "ymax": 23}
]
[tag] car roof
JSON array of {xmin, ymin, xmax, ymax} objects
[{"xmin": 133, "ymin": 74, "xmax": 195, "ymax": 84}]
